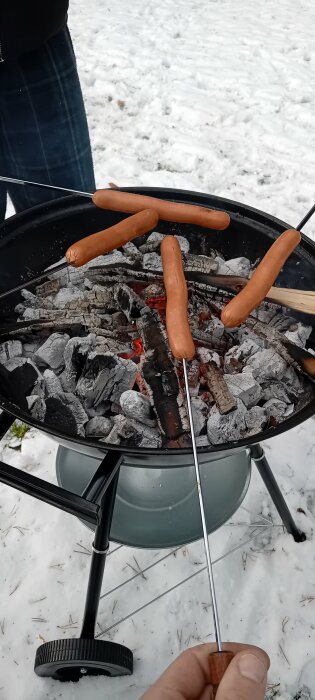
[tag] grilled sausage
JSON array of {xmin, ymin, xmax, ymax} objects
[
  {"xmin": 65, "ymin": 209, "xmax": 159, "ymax": 267},
  {"xmin": 92, "ymin": 189, "xmax": 230, "ymax": 230},
  {"xmin": 221, "ymin": 228, "xmax": 301, "ymax": 327},
  {"xmin": 161, "ymin": 236, "xmax": 195, "ymax": 360}
]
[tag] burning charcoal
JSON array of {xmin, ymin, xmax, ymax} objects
[
  {"xmin": 223, "ymin": 257, "xmax": 251, "ymax": 277},
  {"xmin": 35, "ymin": 333, "xmax": 70, "ymax": 370},
  {"xmin": 114, "ymin": 284, "xmax": 146, "ymax": 321},
  {"xmin": 197, "ymin": 347, "xmax": 220, "ymax": 368},
  {"xmin": 175, "ymin": 235, "xmax": 190, "ymax": 254},
  {"xmin": 282, "ymin": 365, "xmax": 305, "ymax": 394},
  {"xmin": 36, "ymin": 278, "xmax": 61, "ymax": 296},
  {"xmin": 137, "ymin": 309, "xmax": 189, "ymax": 442},
  {"xmin": 85, "ymin": 416, "xmax": 112, "ymax": 438},
  {"xmin": 214, "ymin": 256, "xmax": 232, "ymax": 274},
  {"xmin": 30, "ymin": 377, "xmax": 46, "ymax": 398},
  {"xmin": 244, "ymin": 406, "xmax": 267, "ymax": 434},
  {"xmin": 224, "ymin": 371, "xmax": 262, "ymax": 408},
  {"xmin": 261, "ymin": 381, "xmax": 297, "ymax": 404},
  {"xmin": 52, "ymin": 287, "xmax": 85, "ymax": 309},
  {"xmin": 61, "ymin": 334, "xmax": 96, "ymax": 391},
  {"xmin": 207, "ymin": 400, "xmax": 246, "ymax": 444},
  {"xmin": 104, "ymin": 414, "xmax": 162, "ymax": 448},
  {"xmin": 76, "ymin": 352, "xmax": 137, "ymax": 409},
  {"xmin": 143, "ymin": 252, "xmax": 163, "ymax": 272},
  {"xmin": 285, "ymin": 322, "xmax": 312, "ymax": 348},
  {"xmin": 246, "ymin": 348, "xmax": 287, "ymax": 381},
  {"xmin": 184, "ymin": 253, "xmax": 218, "ymax": 274},
  {"xmin": 203, "ymin": 362, "xmax": 237, "ymax": 415},
  {"xmin": 191, "ymin": 397, "xmax": 208, "ymax": 435},
  {"xmin": 123, "ymin": 241, "xmax": 143, "ymax": 261},
  {"xmin": 224, "ymin": 339, "xmax": 260, "ymax": 374},
  {"xmin": 142, "ymin": 282, "xmax": 165, "ymax": 301},
  {"xmin": 43, "ymin": 369, "xmax": 63, "ymax": 395},
  {"xmin": 256, "ymin": 304, "xmax": 279, "ymax": 324},
  {"xmin": 0, "ymin": 340, "xmax": 22, "ymax": 363},
  {"xmin": 263, "ymin": 399, "xmax": 290, "ymax": 423},
  {"xmin": 119, "ymin": 389, "xmax": 156, "ymax": 427}
]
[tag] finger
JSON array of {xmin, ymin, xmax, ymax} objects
[
  {"xmin": 140, "ymin": 643, "xmax": 264, "ymax": 700},
  {"xmin": 216, "ymin": 648, "xmax": 270, "ymax": 700}
]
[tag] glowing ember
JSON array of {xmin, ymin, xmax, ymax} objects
[
  {"xmin": 146, "ymin": 295, "xmax": 167, "ymax": 310},
  {"xmin": 119, "ymin": 337, "xmax": 144, "ymax": 360}
]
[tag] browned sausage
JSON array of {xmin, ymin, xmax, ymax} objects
[
  {"xmin": 161, "ymin": 236, "xmax": 195, "ymax": 360},
  {"xmin": 221, "ymin": 228, "xmax": 301, "ymax": 327},
  {"xmin": 65, "ymin": 209, "xmax": 159, "ymax": 267},
  {"xmin": 92, "ymin": 189, "xmax": 230, "ymax": 230}
]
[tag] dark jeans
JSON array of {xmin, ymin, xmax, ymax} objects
[{"xmin": 0, "ymin": 27, "xmax": 95, "ymax": 224}]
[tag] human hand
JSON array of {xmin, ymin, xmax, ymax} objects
[{"xmin": 140, "ymin": 642, "xmax": 269, "ymax": 700}]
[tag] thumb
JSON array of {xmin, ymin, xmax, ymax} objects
[{"xmin": 216, "ymin": 648, "xmax": 269, "ymax": 700}]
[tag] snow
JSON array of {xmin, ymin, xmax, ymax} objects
[{"xmin": 1, "ymin": 0, "xmax": 315, "ymax": 697}]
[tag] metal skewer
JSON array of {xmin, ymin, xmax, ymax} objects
[
  {"xmin": 182, "ymin": 358, "xmax": 223, "ymax": 650},
  {"xmin": 0, "ymin": 175, "xmax": 92, "ymax": 198}
]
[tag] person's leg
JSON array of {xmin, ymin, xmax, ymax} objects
[{"xmin": 0, "ymin": 26, "xmax": 95, "ymax": 214}]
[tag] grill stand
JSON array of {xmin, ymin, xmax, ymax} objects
[{"xmin": 0, "ymin": 409, "xmax": 306, "ymax": 681}]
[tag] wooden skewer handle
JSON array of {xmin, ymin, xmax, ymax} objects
[{"xmin": 209, "ymin": 651, "xmax": 234, "ymax": 697}]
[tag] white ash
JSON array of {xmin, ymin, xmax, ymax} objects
[
  {"xmin": 221, "ymin": 257, "xmax": 251, "ymax": 277},
  {"xmin": 52, "ymin": 286, "xmax": 85, "ymax": 309},
  {"xmin": 246, "ymin": 348, "xmax": 287, "ymax": 381},
  {"xmin": 256, "ymin": 304, "xmax": 281, "ymax": 324},
  {"xmin": 204, "ymin": 317, "xmax": 225, "ymax": 341},
  {"xmin": 36, "ymin": 278, "xmax": 60, "ymax": 296},
  {"xmin": 85, "ymin": 416, "xmax": 112, "ymax": 438},
  {"xmin": 21, "ymin": 289, "xmax": 54, "ymax": 309},
  {"xmin": 22, "ymin": 339, "xmax": 43, "ymax": 358},
  {"xmin": 114, "ymin": 283, "xmax": 146, "ymax": 321},
  {"xmin": 119, "ymin": 389, "xmax": 156, "ymax": 427},
  {"xmin": 261, "ymin": 381, "xmax": 297, "ymax": 404},
  {"xmin": 263, "ymin": 399, "xmax": 291, "ymax": 423},
  {"xmin": 103, "ymin": 414, "xmax": 162, "ymax": 448},
  {"xmin": 141, "ymin": 282, "xmax": 165, "ymax": 300},
  {"xmin": 139, "ymin": 231, "xmax": 165, "ymax": 253},
  {"xmin": 195, "ymin": 435, "xmax": 210, "ymax": 447},
  {"xmin": 35, "ymin": 332, "xmax": 70, "ymax": 370},
  {"xmin": 43, "ymin": 369, "xmax": 63, "ymax": 395},
  {"xmin": 191, "ymin": 397, "xmax": 208, "ymax": 435},
  {"xmin": 197, "ymin": 347, "xmax": 221, "ymax": 368},
  {"xmin": 123, "ymin": 241, "xmax": 143, "ymax": 261},
  {"xmin": 143, "ymin": 252, "xmax": 163, "ymax": 272},
  {"xmin": 207, "ymin": 399, "xmax": 246, "ymax": 444},
  {"xmin": 0, "ymin": 340, "xmax": 22, "ymax": 363},
  {"xmin": 245, "ymin": 406, "xmax": 267, "ymax": 433},
  {"xmin": 187, "ymin": 359, "xmax": 200, "ymax": 396},
  {"xmin": 224, "ymin": 339, "xmax": 260, "ymax": 374},
  {"xmin": 224, "ymin": 371, "xmax": 262, "ymax": 408},
  {"xmin": 284, "ymin": 322, "xmax": 312, "ymax": 348},
  {"xmin": 30, "ymin": 377, "xmax": 46, "ymax": 398},
  {"xmin": 282, "ymin": 364, "xmax": 306, "ymax": 395}
]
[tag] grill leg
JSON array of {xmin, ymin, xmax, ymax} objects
[
  {"xmin": 34, "ymin": 454, "xmax": 133, "ymax": 681},
  {"xmin": 80, "ymin": 467, "xmax": 120, "ymax": 639},
  {"xmin": 250, "ymin": 444, "xmax": 306, "ymax": 543}
]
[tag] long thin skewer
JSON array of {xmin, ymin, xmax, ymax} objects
[
  {"xmin": 182, "ymin": 358, "xmax": 222, "ymax": 651},
  {"xmin": 0, "ymin": 175, "xmax": 92, "ymax": 198}
]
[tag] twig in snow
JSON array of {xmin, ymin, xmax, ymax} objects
[
  {"xmin": 0, "ymin": 619, "xmax": 5, "ymax": 635},
  {"xmin": 242, "ymin": 552, "xmax": 247, "ymax": 571},
  {"xmin": 37, "ymin": 634, "xmax": 46, "ymax": 644},
  {"xmin": 299, "ymin": 595, "xmax": 315, "ymax": 606},
  {"xmin": 278, "ymin": 643, "xmax": 290, "ymax": 666},
  {"xmin": 32, "ymin": 617, "xmax": 47, "ymax": 623},
  {"xmin": 112, "ymin": 600, "xmax": 118, "ymax": 615},
  {"xmin": 49, "ymin": 563, "xmax": 65, "ymax": 569},
  {"xmin": 9, "ymin": 581, "xmax": 22, "ymax": 596},
  {"xmin": 73, "ymin": 542, "xmax": 92, "ymax": 555},
  {"xmin": 177, "ymin": 629, "xmax": 183, "ymax": 647},
  {"xmin": 13, "ymin": 526, "xmax": 28, "ymax": 536},
  {"xmin": 281, "ymin": 616, "xmax": 289, "ymax": 633},
  {"xmin": 30, "ymin": 597, "xmax": 47, "ymax": 605}
]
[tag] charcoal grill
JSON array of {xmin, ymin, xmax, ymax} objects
[{"xmin": 0, "ymin": 187, "xmax": 314, "ymax": 681}]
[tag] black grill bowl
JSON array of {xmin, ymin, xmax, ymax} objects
[{"xmin": 0, "ymin": 187, "xmax": 314, "ymax": 457}]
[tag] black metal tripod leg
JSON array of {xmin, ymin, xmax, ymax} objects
[
  {"xmin": 249, "ymin": 444, "xmax": 306, "ymax": 543},
  {"xmin": 80, "ymin": 459, "xmax": 121, "ymax": 639}
]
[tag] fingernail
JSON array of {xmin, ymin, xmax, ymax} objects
[{"xmin": 237, "ymin": 654, "xmax": 268, "ymax": 684}]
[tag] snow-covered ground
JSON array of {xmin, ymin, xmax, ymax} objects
[{"xmin": 1, "ymin": 0, "xmax": 315, "ymax": 698}]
